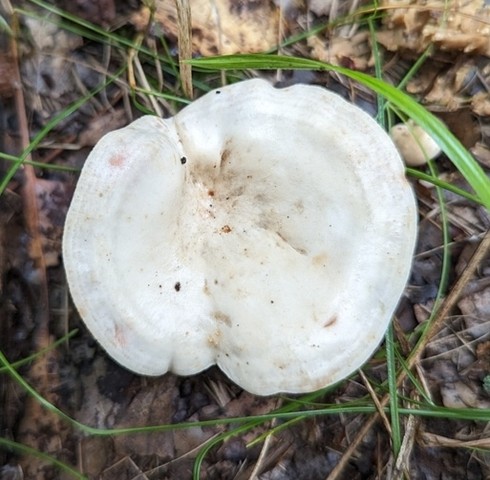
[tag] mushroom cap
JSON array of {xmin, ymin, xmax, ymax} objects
[
  {"xmin": 63, "ymin": 79, "xmax": 417, "ymax": 395},
  {"xmin": 390, "ymin": 119, "xmax": 442, "ymax": 166}
]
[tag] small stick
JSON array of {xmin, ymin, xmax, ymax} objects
[{"xmin": 175, "ymin": 0, "xmax": 193, "ymax": 99}]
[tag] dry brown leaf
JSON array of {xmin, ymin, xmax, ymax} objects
[
  {"xmin": 63, "ymin": 0, "xmax": 116, "ymax": 27},
  {"xmin": 458, "ymin": 287, "xmax": 490, "ymax": 320},
  {"xmin": 440, "ymin": 379, "xmax": 490, "ymax": 408},
  {"xmin": 100, "ymin": 456, "xmax": 148, "ymax": 480},
  {"xmin": 471, "ymin": 91, "xmax": 490, "ymax": 116},
  {"xmin": 476, "ymin": 341, "xmax": 490, "ymax": 371},
  {"xmin": 77, "ymin": 109, "xmax": 128, "ymax": 147},
  {"xmin": 405, "ymin": 57, "xmax": 490, "ymax": 116},
  {"xmin": 308, "ymin": 31, "xmax": 372, "ymax": 69},
  {"xmin": 472, "ymin": 142, "xmax": 490, "ymax": 168},
  {"xmin": 112, "ymin": 377, "xmax": 178, "ymax": 459},
  {"xmin": 80, "ymin": 436, "xmax": 114, "ymax": 478},
  {"xmin": 132, "ymin": 0, "xmax": 280, "ymax": 56},
  {"xmin": 33, "ymin": 178, "xmax": 68, "ymax": 268},
  {"xmin": 21, "ymin": 16, "xmax": 83, "ymax": 122},
  {"xmin": 378, "ymin": 0, "xmax": 490, "ymax": 56}
]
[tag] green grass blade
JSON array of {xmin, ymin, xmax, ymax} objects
[
  {"xmin": 0, "ymin": 152, "xmax": 80, "ymax": 172},
  {"xmin": 0, "ymin": 14, "xmax": 13, "ymax": 35},
  {"xmin": 406, "ymin": 168, "xmax": 482, "ymax": 204},
  {"xmin": 386, "ymin": 324, "xmax": 402, "ymax": 456}
]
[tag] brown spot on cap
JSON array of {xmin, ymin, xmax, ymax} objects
[
  {"xmin": 219, "ymin": 148, "xmax": 231, "ymax": 169},
  {"xmin": 213, "ymin": 311, "xmax": 232, "ymax": 327},
  {"xmin": 207, "ymin": 329, "xmax": 222, "ymax": 347},
  {"xmin": 323, "ymin": 315, "xmax": 338, "ymax": 328},
  {"xmin": 312, "ymin": 253, "xmax": 328, "ymax": 267},
  {"xmin": 221, "ymin": 225, "xmax": 232, "ymax": 233}
]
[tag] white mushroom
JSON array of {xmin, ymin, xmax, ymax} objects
[
  {"xmin": 63, "ymin": 79, "xmax": 417, "ymax": 395},
  {"xmin": 390, "ymin": 119, "xmax": 442, "ymax": 166}
]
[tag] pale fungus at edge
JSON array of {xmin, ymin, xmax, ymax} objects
[
  {"xmin": 63, "ymin": 79, "xmax": 418, "ymax": 396},
  {"xmin": 390, "ymin": 119, "xmax": 442, "ymax": 167}
]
